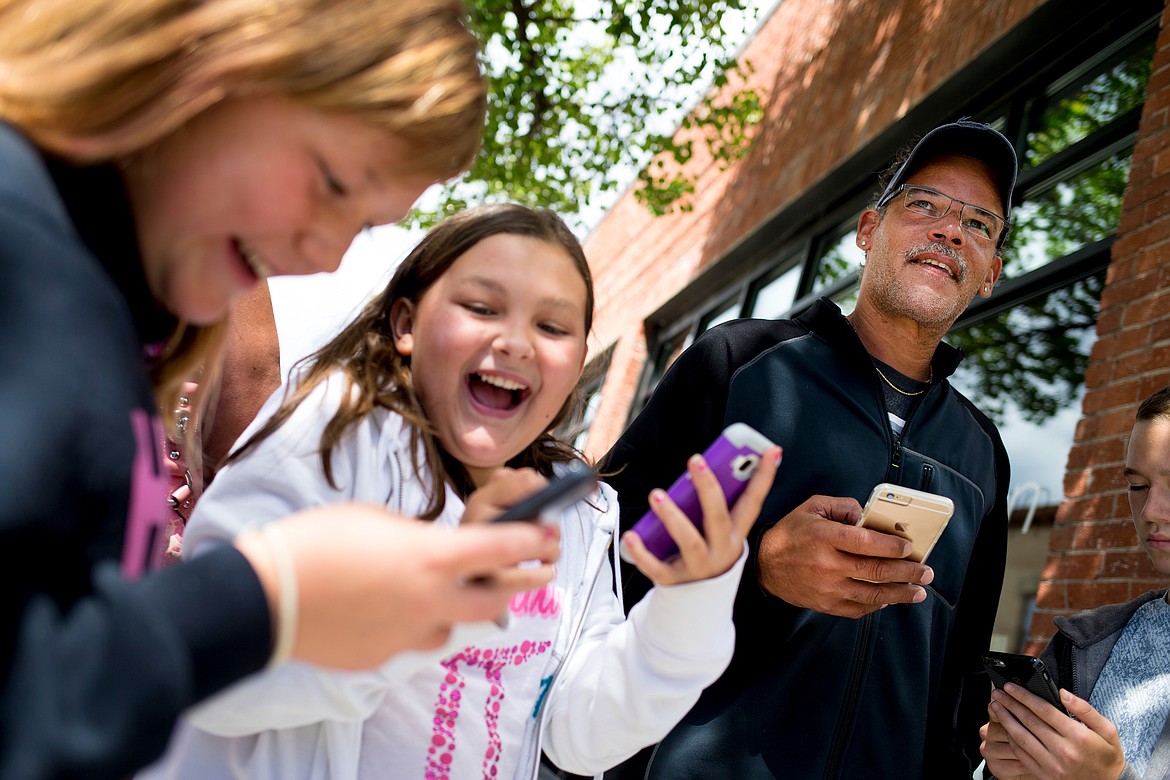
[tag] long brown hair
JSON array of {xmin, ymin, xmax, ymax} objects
[
  {"xmin": 233, "ymin": 203, "xmax": 595, "ymax": 519},
  {"xmin": 0, "ymin": 0, "xmax": 487, "ymax": 419}
]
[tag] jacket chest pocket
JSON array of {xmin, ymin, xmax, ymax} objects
[{"xmin": 898, "ymin": 451, "xmax": 989, "ymax": 608}]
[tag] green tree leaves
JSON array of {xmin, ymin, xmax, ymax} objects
[{"xmin": 413, "ymin": 0, "xmax": 765, "ymax": 228}]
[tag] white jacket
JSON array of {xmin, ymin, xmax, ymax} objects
[{"xmin": 139, "ymin": 376, "xmax": 745, "ymax": 780}]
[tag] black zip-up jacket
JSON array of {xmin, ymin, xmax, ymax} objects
[
  {"xmin": 0, "ymin": 125, "xmax": 272, "ymax": 780},
  {"xmin": 602, "ymin": 298, "xmax": 1009, "ymax": 779}
]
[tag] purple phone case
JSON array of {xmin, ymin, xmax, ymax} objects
[{"xmin": 622, "ymin": 423, "xmax": 776, "ymax": 562}]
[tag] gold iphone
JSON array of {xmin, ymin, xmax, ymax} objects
[{"xmin": 858, "ymin": 483, "xmax": 954, "ymax": 564}]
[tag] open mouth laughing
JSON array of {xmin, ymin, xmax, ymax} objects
[{"xmin": 468, "ymin": 372, "xmax": 532, "ymax": 412}]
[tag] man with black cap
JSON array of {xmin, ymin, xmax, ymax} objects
[{"xmin": 601, "ymin": 120, "xmax": 1016, "ymax": 779}]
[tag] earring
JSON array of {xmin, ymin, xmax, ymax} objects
[{"xmin": 860, "ymin": 240, "xmax": 867, "ymax": 247}]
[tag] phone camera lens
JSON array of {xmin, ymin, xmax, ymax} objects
[{"xmin": 731, "ymin": 454, "xmax": 759, "ymax": 480}]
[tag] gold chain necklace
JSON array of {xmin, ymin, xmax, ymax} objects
[{"xmin": 874, "ymin": 363, "xmax": 932, "ymax": 397}]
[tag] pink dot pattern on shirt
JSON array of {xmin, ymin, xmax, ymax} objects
[{"xmin": 423, "ymin": 640, "xmax": 552, "ymax": 780}]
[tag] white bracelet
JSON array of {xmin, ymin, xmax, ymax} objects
[{"xmin": 261, "ymin": 523, "xmax": 299, "ymax": 666}]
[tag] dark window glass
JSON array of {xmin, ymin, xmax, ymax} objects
[
  {"xmin": 1006, "ymin": 153, "xmax": 1132, "ymax": 275},
  {"xmin": 560, "ymin": 348, "xmax": 614, "ymax": 451},
  {"xmin": 1024, "ymin": 40, "xmax": 1155, "ymax": 168},
  {"xmin": 809, "ymin": 215, "xmax": 864, "ymax": 294}
]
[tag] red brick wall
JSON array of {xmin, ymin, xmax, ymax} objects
[
  {"xmin": 1026, "ymin": 3, "xmax": 1170, "ymax": 652},
  {"xmin": 582, "ymin": 0, "xmax": 1047, "ymax": 458}
]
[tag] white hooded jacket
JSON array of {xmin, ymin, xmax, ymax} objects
[{"xmin": 138, "ymin": 375, "xmax": 744, "ymax": 780}]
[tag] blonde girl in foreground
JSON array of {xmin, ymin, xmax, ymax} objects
[{"xmin": 0, "ymin": 3, "xmax": 559, "ymax": 777}]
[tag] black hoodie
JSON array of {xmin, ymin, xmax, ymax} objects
[{"xmin": 0, "ymin": 125, "xmax": 271, "ymax": 780}]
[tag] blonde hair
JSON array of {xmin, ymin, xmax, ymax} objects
[{"xmin": 0, "ymin": 0, "xmax": 487, "ymax": 422}]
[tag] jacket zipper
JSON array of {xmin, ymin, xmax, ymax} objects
[
  {"xmin": 823, "ymin": 613, "xmax": 874, "ymax": 778},
  {"xmin": 1062, "ymin": 634, "xmax": 1077, "ymax": 698},
  {"xmin": 530, "ymin": 535, "xmax": 612, "ymax": 780},
  {"xmin": 826, "ymin": 365, "xmax": 932, "ymax": 776}
]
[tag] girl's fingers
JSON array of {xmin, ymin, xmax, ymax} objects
[
  {"xmin": 1000, "ymin": 684, "xmax": 1068, "ymax": 734},
  {"xmin": 1057, "ymin": 689, "xmax": 1117, "ymax": 740},
  {"xmin": 650, "ymin": 486, "xmax": 707, "ymax": 559},
  {"xmin": 634, "ymin": 447, "xmax": 780, "ymax": 585},
  {"xmin": 461, "ymin": 468, "xmax": 546, "ymax": 525},
  {"xmin": 622, "ymin": 530, "xmax": 675, "ymax": 585},
  {"xmin": 447, "ymin": 522, "xmax": 562, "ymax": 571},
  {"xmin": 729, "ymin": 446, "xmax": 782, "ymax": 539},
  {"xmin": 989, "ymin": 691, "xmax": 1051, "ymax": 774},
  {"xmin": 689, "ymin": 454, "xmax": 731, "ymax": 545},
  {"xmin": 466, "ymin": 563, "xmax": 556, "ymax": 595}
]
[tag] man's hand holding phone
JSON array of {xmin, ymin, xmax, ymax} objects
[
  {"xmin": 756, "ymin": 494, "xmax": 935, "ymax": 619},
  {"xmin": 621, "ymin": 444, "xmax": 782, "ymax": 587}
]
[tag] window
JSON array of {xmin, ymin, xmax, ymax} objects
[
  {"xmin": 808, "ymin": 215, "xmax": 865, "ymax": 309},
  {"xmin": 746, "ymin": 260, "xmax": 801, "ymax": 318},
  {"xmin": 628, "ymin": 325, "xmax": 692, "ymax": 418},
  {"xmin": 698, "ymin": 294, "xmax": 741, "ymax": 334}
]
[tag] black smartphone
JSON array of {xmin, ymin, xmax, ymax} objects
[
  {"xmin": 982, "ymin": 651, "xmax": 1069, "ymax": 715},
  {"xmin": 490, "ymin": 461, "xmax": 597, "ymax": 523}
]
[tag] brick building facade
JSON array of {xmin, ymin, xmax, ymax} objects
[
  {"xmin": 576, "ymin": 0, "xmax": 1170, "ymax": 652},
  {"xmin": 1042, "ymin": 3, "xmax": 1170, "ymax": 642}
]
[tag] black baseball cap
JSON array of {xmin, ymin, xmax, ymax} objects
[{"xmin": 877, "ymin": 119, "xmax": 1018, "ymax": 227}]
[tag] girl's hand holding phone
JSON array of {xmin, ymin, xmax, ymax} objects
[
  {"xmin": 981, "ymin": 684, "xmax": 1125, "ymax": 780},
  {"xmin": 461, "ymin": 468, "xmax": 551, "ymax": 525},
  {"xmin": 621, "ymin": 445, "xmax": 781, "ymax": 586},
  {"xmin": 236, "ymin": 503, "xmax": 561, "ymax": 669},
  {"xmin": 456, "ymin": 469, "xmax": 562, "ymax": 591}
]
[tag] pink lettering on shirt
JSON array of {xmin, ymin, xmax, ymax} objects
[
  {"xmin": 424, "ymin": 640, "xmax": 552, "ymax": 780},
  {"xmin": 120, "ymin": 409, "xmax": 169, "ymax": 580},
  {"xmin": 509, "ymin": 584, "xmax": 561, "ymax": 619}
]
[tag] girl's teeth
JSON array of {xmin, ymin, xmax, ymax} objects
[{"xmin": 478, "ymin": 374, "xmax": 525, "ymax": 391}]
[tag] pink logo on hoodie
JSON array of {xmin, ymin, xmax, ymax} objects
[{"xmin": 120, "ymin": 409, "xmax": 169, "ymax": 580}]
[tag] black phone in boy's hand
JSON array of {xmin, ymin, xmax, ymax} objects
[{"xmin": 982, "ymin": 650, "xmax": 1070, "ymax": 715}]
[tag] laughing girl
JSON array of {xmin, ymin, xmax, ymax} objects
[{"xmin": 142, "ymin": 203, "xmax": 779, "ymax": 780}]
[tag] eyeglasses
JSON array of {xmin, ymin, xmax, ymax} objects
[{"xmin": 878, "ymin": 184, "xmax": 1006, "ymax": 244}]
